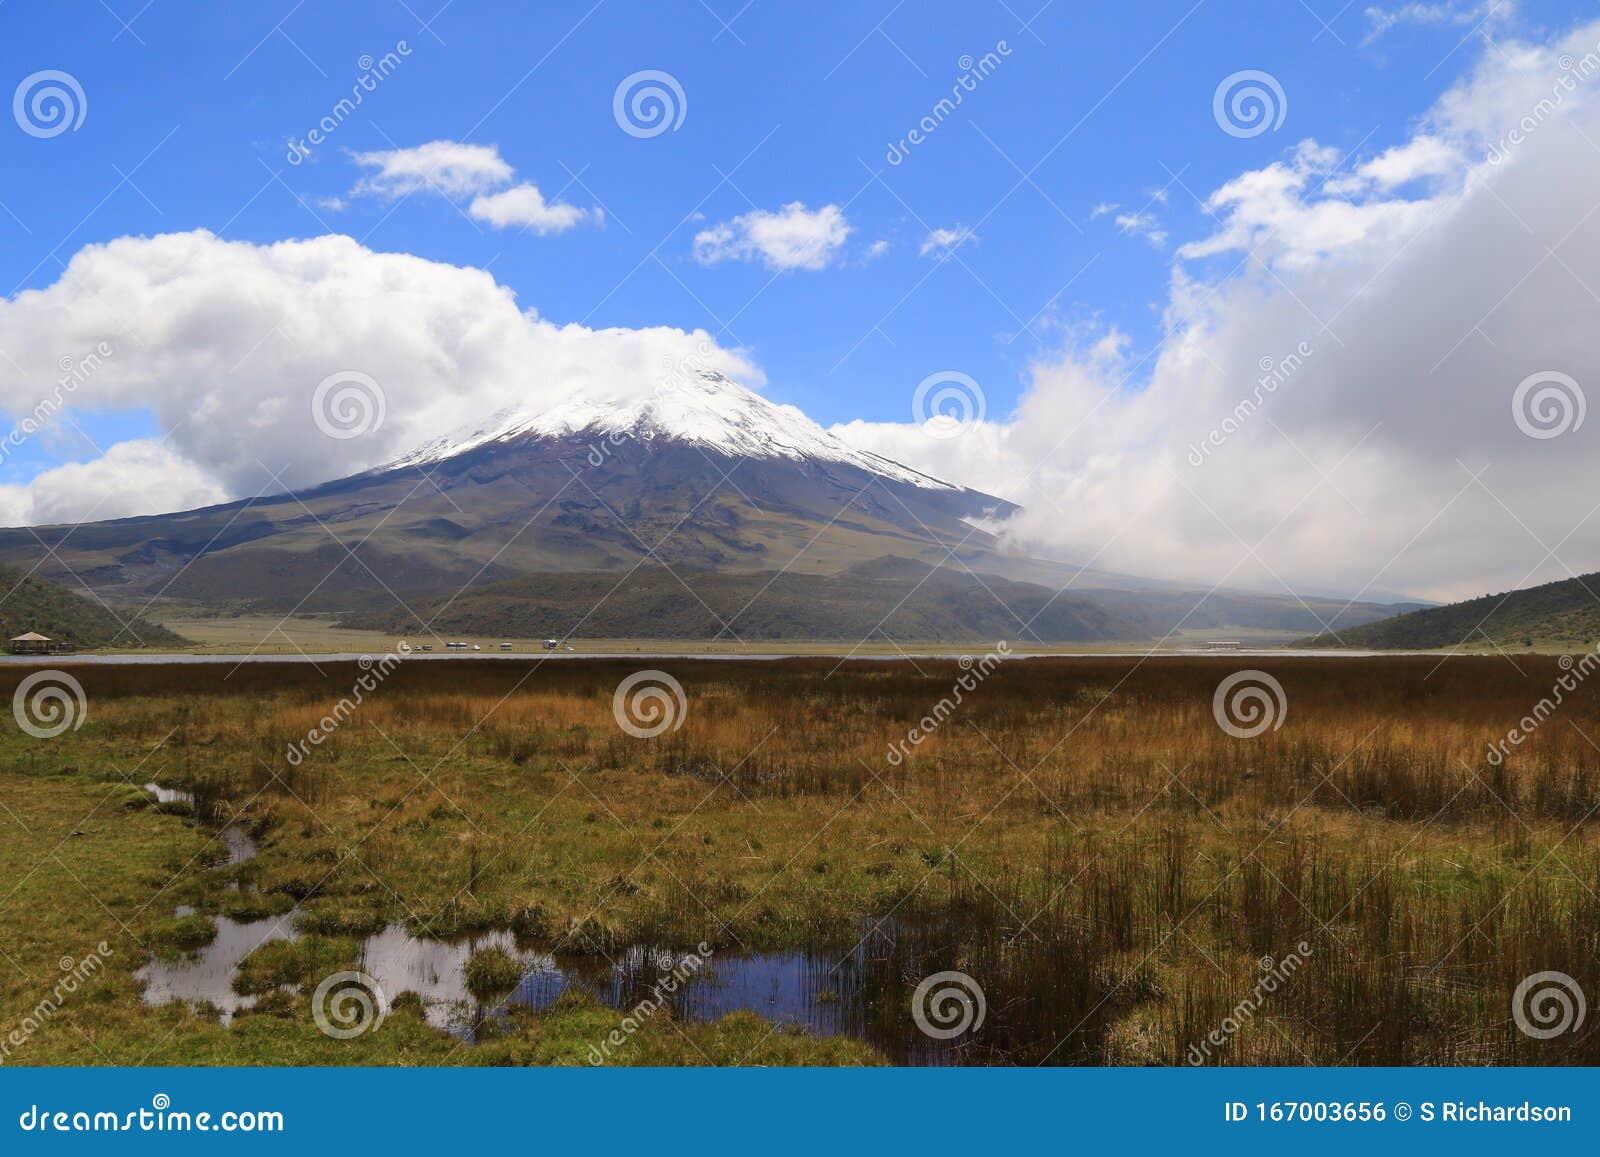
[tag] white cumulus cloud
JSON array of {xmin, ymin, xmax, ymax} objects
[
  {"xmin": 0, "ymin": 230, "xmax": 758, "ymax": 526},
  {"xmin": 350, "ymin": 140, "xmax": 597, "ymax": 234},
  {"xmin": 469, "ymin": 184, "xmax": 602, "ymax": 233},
  {"xmin": 694, "ymin": 202, "xmax": 851, "ymax": 271},
  {"xmin": 350, "ymin": 140, "xmax": 513, "ymax": 198},
  {"xmin": 835, "ymin": 16, "xmax": 1600, "ymax": 604}
]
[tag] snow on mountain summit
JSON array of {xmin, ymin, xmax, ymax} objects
[{"xmin": 385, "ymin": 372, "xmax": 959, "ymax": 490}]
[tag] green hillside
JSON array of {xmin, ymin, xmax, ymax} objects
[
  {"xmin": 0, "ymin": 566, "xmax": 186, "ymax": 650},
  {"xmin": 1301, "ymin": 570, "xmax": 1600, "ymax": 650},
  {"xmin": 337, "ymin": 559, "xmax": 1143, "ymax": 643}
]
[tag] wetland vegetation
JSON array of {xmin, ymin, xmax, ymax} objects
[{"xmin": 1, "ymin": 655, "xmax": 1596, "ymax": 1065}]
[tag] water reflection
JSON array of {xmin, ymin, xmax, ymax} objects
[
  {"xmin": 136, "ymin": 914, "xmax": 993, "ymax": 1063},
  {"xmin": 135, "ymin": 913, "xmax": 298, "ymax": 1024}
]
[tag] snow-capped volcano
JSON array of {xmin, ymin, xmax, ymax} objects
[{"xmin": 385, "ymin": 371, "xmax": 958, "ymax": 490}]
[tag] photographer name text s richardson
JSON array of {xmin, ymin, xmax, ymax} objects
[{"xmin": 1221, "ymin": 1100, "xmax": 1574, "ymax": 1124}]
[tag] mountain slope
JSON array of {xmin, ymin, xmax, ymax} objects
[
  {"xmin": 0, "ymin": 374, "xmax": 1136, "ymax": 613},
  {"xmin": 0, "ymin": 372, "xmax": 1419, "ymax": 642},
  {"xmin": 1301, "ymin": 571, "xmax": 1600, "ymax": 650},
  {"xmin": 336, "ymin": 557, "xmax": 1142, "ymax": 643},
  {"xmin": 387, "ymin": 370, "xmax": 956, "ymax": 490},
  {"xmin": 0, "ymin": 565, "xmax": 185, "ymax": 648}
]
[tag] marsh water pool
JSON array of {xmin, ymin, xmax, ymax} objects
[{"xmin": 136, "ymin": 909, "xmax": 994, "ymax": 1063}]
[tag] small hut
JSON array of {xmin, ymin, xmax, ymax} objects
[{"xmin": 8, "ymin": 632, "xmax": 65, "ymax": 655}]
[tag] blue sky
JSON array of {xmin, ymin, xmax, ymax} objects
[
  {"xmin": 5, "ymin": 1, "xmax": 1600, "ymax": 598},
  {"xmin": 1, "ymin": 1, "xmax": 1572, "ymax": 443}
]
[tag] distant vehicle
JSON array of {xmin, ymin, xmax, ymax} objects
[
  {"xmin": 1202, "ymin": 640, "xmax": 1243, "ymax": 652},
  {"xmin": 543, "ymin": 639, "xmax": 560, "ymax": 650},
  {"xmin": 472, "ymin": 644, "xmax": 481, "ymax": 651},
  {"xmin": 420, "ymin": 644, "xmax": 433, "ymax": 652},
  {"xmin": 499, "ymin": 642, "xmax": 513, "ymax": 651}
]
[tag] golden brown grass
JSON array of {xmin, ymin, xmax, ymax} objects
[{"xmin": 0, "ymin": 654, "xmax": 1596, "ymax": 1064}]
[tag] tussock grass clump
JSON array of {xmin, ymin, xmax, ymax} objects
[
  {"xmin": 7, "ymin": 654, "xmax": 1600, "ymax": 1064},
  {"xmin": 463, "ymin": 946, "xmax": 524, "ymax": 998},
  {"xmin": 149, "ymin": 914, "xmax": 217, "ymax": 952}
]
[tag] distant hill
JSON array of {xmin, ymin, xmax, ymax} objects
[
  {"xmin": 0, "ymin": 565, "xmax": 186, "ymax": 649},
  {"xmin": 1300, "ymin": 570, "xmax": 1600, "ymax": 650},
  {"xmin": 1078, "ymin": 588, "xmax": 1429, "ymax": 637}
]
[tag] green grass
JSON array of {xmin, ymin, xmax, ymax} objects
[{"xmin": 2, "ymin": 656, "xmax": 1598, "ymax": 1065}]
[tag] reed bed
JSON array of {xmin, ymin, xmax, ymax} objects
[{"xmin": 1, "ymin": 654, "xmax": 1596, "ymax": 1064}]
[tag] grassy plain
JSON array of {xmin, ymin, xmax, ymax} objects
[{"xmin": 0, "ymin": 655, "xmax": 1596, "ymax": 1065}]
